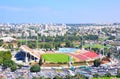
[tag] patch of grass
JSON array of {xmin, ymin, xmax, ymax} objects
[
  {"xmin": 83, "ymin": 44, "xmax": 111, "ymax": 49},
  {"xmin": 42, "ymin": 53, "xmax": 70, "ymax": 63},
  {"xmin": 92, "ymin": 77, "xmax": 119, "ymax": 79}
]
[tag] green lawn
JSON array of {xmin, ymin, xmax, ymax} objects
[
  {"xmin": 92, "ymin": 77, "xmax": 120, "ymax": 79},
  {"xmin": 17, "ymin": 39, "xmax": 26, "ymax": 42},
  {"xmin": 83, "ymin": 44, "xmax": 111, "ymax": 49},
  {"xmin": 42, "ymin": 53, "xmax": 70, "ymax": 63}
]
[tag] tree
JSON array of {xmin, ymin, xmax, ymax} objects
[
  {"xmin": 44, "ymin": 43, "xmax": 51, "ymax": 49},
  {"xmin": 17, "ymin": 64, "xmax": 23, "ymax": 69},
  {"xmin": 3, "ymin": 51, "xmax": 12, "ymax": 60},
  {"xmin": 107, "ymin": 52, "xmax": 111, "ymax": 58},
  {"xmin": 0, "ymin": 51, "xmax": 14, "ymax": 66},
  {"xmin": 0, "ymin": 51, "xmax": 3, "ymax": 65},
  {"xmin": 53, "ymin": 76, "xmax": 63, "ymax": 79},
  {"xmin": 105, "ymin": 72, "xmax": 111, "ymax": 77},
  {"xmin": 3, "ymin": 60, "xmax": 14, "ymax": 68},
  {"xmin": 8, "ymin": 43, "xmax": 13, "ymax": 49},
  {"xmin": 39, "ymin": 58, "xmax": 43, "ymax": 66},
  {"xmin": 89, "ymin": 35, "xmax": 98, "ymax": 40},
  {"xmin": 93, "ymin": 59, "xmax": 101, "ymax": 67},
  {"xmin": 65, "ymin": 41, "xmax": 73, "ymax": 47},
  {"xmin": 117, "ymin": 70, "xmax": 120, "ymax": 78},
  {"xmin": 75, "ymin": 74, "xmax": 86, "ymax": 79},
  {"xmin": 11, "ymin": 65, "xmax": 17, "ymax": 72},
  {"xmin": 0, "ymin": 40, "xmax": 3, "ymax": 46},
  {"xmin": 93, "ymin": 73, "xmax": 99, "ymax": 78},
  {"xmin": 45, "ymin": 36, "xmax": 53, "ymax": 42},
  {"xmin": 0, "ymin": 57, "xmax": 3, "ymax": 65},
  {"xmin": 32, "ymin": 77, "xmax": 39, "ymax": 79},
  {"xmin": 39, "ymin": 44, "xmax": 44, "ymax": 48},
  {"xmin": 27, "ymin": 41, "xmax": 36, "ymax": 49},
  {"xmin": 92, "ymin": 48, "xmax": 99, "ymax": 52},
  {"xmin": 30, "ymin": 64, "xmax": 40, "ymax": 72},
  {"xmin": 55, "ymin": 42, "xmax": 60, "ymax": 50},
  {"xmin": 117, "ymin": 74, "xmax": 120, "ymax": 78},
  {"xmin": 83, "ymin": 35, "xmax": 98, "ymax": 40},
  {"xmin": 108, "ymin": 36, "xmax": 115, "ymax": 40},
  {"xmin": 65, "ymin": 75, "xmax": 74, "ymax": 79}
]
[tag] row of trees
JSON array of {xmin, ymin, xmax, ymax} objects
[
  {"xmin": 37, "ymin": 35, "xmax": 98, "ymax": 42},
  {"xmin": 17, "ymin": 34, "xmax": 99, "ymax": 49},
  {"xmin": 83, "ymin": 35, "xmax": 98, "ymax": 40},
  {"xmin": 18, "ymin": 40, "xmax": 74, "ymax": 50}
]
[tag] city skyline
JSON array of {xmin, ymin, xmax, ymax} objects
[
  {"xmin": 0, "ymin": 0, "xmax": 120, "ymax": 23},
  {"xmin": 0, "ymin": 1, "xmax": 120, "ymax": 78}
]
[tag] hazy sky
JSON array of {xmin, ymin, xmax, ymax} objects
[{"xmin": 0, "ymin": 0, "xmax": 120, "ymax": 23}]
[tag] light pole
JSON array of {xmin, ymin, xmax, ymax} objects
[
  {"xmin": 103, "ymin": 40, "xmax": 105, "ymax": 56},
  {"xmin": 21, "ymin": 32, "xmax": 23, "ymax": 46},
  {"xmin": 81, "ymin": 27, "xmax": 84, "ymax": 50},
  {"xmin": 25, "ymin": 32, "xmax": 28, "ymax": 63},
  {"xmin": 36, "ymin": 33, "xmax": 38, "ymax": 50}
]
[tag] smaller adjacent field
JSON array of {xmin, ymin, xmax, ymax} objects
[
  {"xmin": 92, "ymin": 77, "xmax": 120, "ymax": 79},
  {"xmin": 83, "ymin": 44, "xmax": 111, "ymax": 49},
  {"xmin": 42, "ymin": 53, "xmax": 70, "ymax": 63}
]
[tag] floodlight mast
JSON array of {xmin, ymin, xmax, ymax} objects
[
  {"xmin": 36, "ymin": 33, "xmax": 38, "ymax": 50},
  {"xmin": 25, "ymin": 31, "xmax": 28, "ymax": 63},
  {"xmin": 81, "ymin": 27, "xmax": 84, "ymax": 50}
]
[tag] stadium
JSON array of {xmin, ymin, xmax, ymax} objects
[{"xmin": 16, "ymin": 45, "xmax": 100, "ymax": 67}]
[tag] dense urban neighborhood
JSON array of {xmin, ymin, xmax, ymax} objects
[{"xmin": 0, "ymin": 23, "xmax": 120, "ymax": 79}]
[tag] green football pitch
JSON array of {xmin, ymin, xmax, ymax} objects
[
  {"xmin": 83, "ymin": 44, "xmax": 111, "ymax": 49},
  {"xmin": 41, "ymin": 53, "xmax": 70, "ymax": 63}
]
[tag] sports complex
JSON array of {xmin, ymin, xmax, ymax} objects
[{"xmin": 17, "ymin": 45, "xmax": 100, "ymax": 67}]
